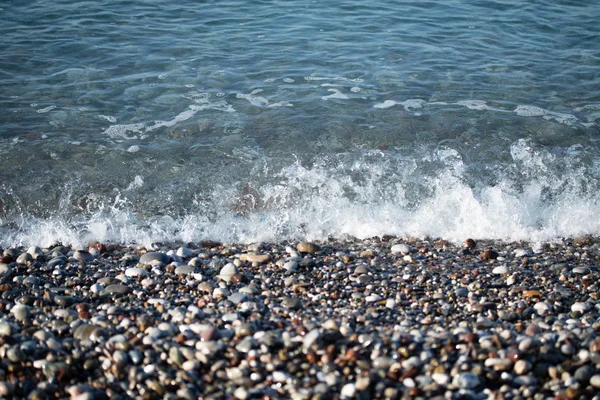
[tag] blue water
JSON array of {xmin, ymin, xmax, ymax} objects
[{"xmin": 1, "ymin": 0, "xmax": 599, "ymax": 247}]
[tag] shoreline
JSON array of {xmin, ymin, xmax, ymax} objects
[{"xmin": 1, "ymin": 236, "xmax": 599, "ymax": 399}]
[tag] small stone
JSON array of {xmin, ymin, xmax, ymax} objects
[
  {"xmin": 73, "ymin": 324, "xmax": 104, "ymax": 341},
  {"xmin": 282, "ymin": 260, "xmax": 298, "ymax": 272},
  {"xmin": 340, "ymin": 383, "xmax": 356, "ymax": 398},
  {"xmin": 574, "ymin": 365, "xmax": 593, "ymax": 382},
  {"xmin": 296, "ymin": 242, "xmax": 320, "ymax": 254},
  {"xmin": 125, "ymin": 267, "xmax": 148, "ymax": 277},
  {"xmin": 73, "ymin": 250, "xmax": 94, "ymax": 263},
  {"xmin": 0, "ymin": 382, "xmax": 15, "ymax": 396},
  {"xmin": 240, "ymin": 253, "xmax": 271, "ymax": 263},
  {"xmin": 480, "ymin": 249, "xmax": 498, "ymax": 261},
  {"xmin": 590, "ymin": 375, "xmax": 600, "ymax": 388},
  {"xmin": 139, "ymin": 252, "xmax": 170, "ymax": 266},
  {"xmin": 201, "ymin": 326, "xmax": 220, "ymax": 341},
  {"xmin": 219, "ymin": 263, "xmax": 239, "ymax": 282},
  {"xmin": 464, "ymin": 238, "xmax": 476, "ymax": 249},
  {"xmin": 0, "ymin": 263, "xmax": 11, "ymax": 276},
  {"xmin": 453, "ymin": 372, "xmax": 479, "ymax": 389},
  {"xmin": 571, "ymin": 302, "xmax": 590, "ymax": 313},
  {"xmin": 492, "ymin": 265, "xmax": 508, "ymax": 275},
  {"xmin": 176, "ymin": 247, "xmax": 193, "ymax": 258},
  {"xmin": 572, "ymin": 266, "xmax": 590, "ymax": 274},
  {"xmin": 523, "ymin": 290, "xmax": 543, "ymax": 298},
  {"xmin": 533, "ymin": 301, "xmax": 552, "ymax": 315},
  {"xmin": 484, "ymin": 358, "xmax": 513, "ymax": 371},
  {"xmin": 174, "ymin": 265, "xmax": 196, "ymax": 275},
  {"xmin": 513, "ymin": 248, "xmax": 529, "ymax": 257},
  {"xmin": 100, "ymin": 284, "xmax": 132, "ymax": 296},
  {"xmin": 16, "ymin": 252, "xmax": 33, "ymax": 264},
  {"xmin": 228, "ymin": 292, "xmax": 249, "ymax": 305},
  {"xmin": 27, "ymin": 246, "xmax": 44, "ymax": 259},
  {"xmin": 514, "ymin": 359, "xmax": 531, "ymax": 375},
  {"xmin": 10, "ymin": 304, "xmax": 30, "ymax": 322},
  {"xmin": 282, "ymin": 297, "xmax": 301, "ymax": 309},
  {"xmin": 454, "ymin": 287, "xmax": 468, "ymax": 298},
  {"xmin": 391, "ymin": 243, "xmax": 412, "ymax": 255},
  {"xmin": 432, "ymin": 373, "xmax": 450, "ymax": 385},
  {"xmin": 303, "ymin": 329, "xmax": 321, "ymax": 350}
]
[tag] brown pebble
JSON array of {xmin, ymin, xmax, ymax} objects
[
  {"xmin": 464, "ymin": 238, "xmax": 476, "ymax": 249},
  {"xmin": 296, "ymin": 241, "xmax": 320, "ymax": 254},
  {"xmin": 523, "ymin": 290, "xmax": 543, "ymax": 298},
  {"xmin": 480, "ymin": 249, "xmax": 498, "ymax": 261}
]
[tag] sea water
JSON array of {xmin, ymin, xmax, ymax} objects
[{"xmin": 1, "ymin": 0, "xmax": 599, "ymax": 248}]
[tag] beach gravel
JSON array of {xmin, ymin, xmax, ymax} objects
[{"xmin": 0, "ymin": 236, "xmax": 599, "ymax": 399}]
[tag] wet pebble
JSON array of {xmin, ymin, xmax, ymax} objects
[{"xmin": 139, "ymin": 251, "xmax": 170, "ymax": 266}]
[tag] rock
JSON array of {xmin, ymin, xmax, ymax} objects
[
  {"xmin": 571, "ymin": 302, "xmax": 590, "ymax": 313},
  {"xmin": 492, "ymin": 265, "xmax": 508, "ymax": 274},
  {"xmin": 523, "ymin": 290, "xmax": 543, "ymax": 298},
  {"xmin": 100, "ymin": 284, "xmax": 132, "ymax": 296},
  {"xmin": 176, "ymin": 247, "xmax": 193, "ymax": 258},
  {"xmin": 73, "ymin": 250, "xmax": 94, "ymax": 263},
  {"xmin": 391, "ymin": 243, "xmax": 412, "ymax": 255},
  {"xmin": 340, "ymin": 383, "xmax": 356, "ymax": 398},
  {"xmin": 453, "ymin": 372, "xmax": 479, "ymax": 389},
  {"xmin": 0, "ymin": 263, "xmax": 11, "ymax": 276},
  {"xmin": 513, "ymin": 248, "xmax": 529, "ymax": 257},
  {"xmin": 574, "ymin": 365, "xmax": 594, "ymax": 382},
  {"xmin": 533, "ymin": 301, "xmax": 552, "ymax": 315},
  {"xmin": 282, "ymin": 297, "xmax": 301, "ymax": 309},
  {"xmin": 240, "ymin": 253, "xmax": 270, "ymax": 263},
  {"xmin": 125, "ymin": 267, "xmax": 148, "ymax": 277},
  {"xmin": 174, "ymin": 265, "xmax": 196, "ymax": 275},
  {"xmin": 480, "ymin": 249, "xmax": 498, "ymax": 261},
  {"xmin": 464, "ymin": 238, "xmax": 476, "ymax": 249},
  {"xmin": 282, "ymin": 260, "xmax": 297, "ymax": 272},
  {"xmin": 10, "ymin": 304, "xmax": 30, "ymax": 323},
  {"xmin": 27, "ymin": 246, "xmax": 44, "ymax": 259},
  {"xmin": 228, "ymin": 292, "xmax": 249, "ymax": 305},
  {"xmin": 454, "ymin": 287, "xmax": 469, "ymax": 298},
  {"xmin": 572, "ymin": 266, "xmax": 590, "ymax": 274},
  {"xmin": 219, "ymin": 263, "xmax": 239, "ymax": 282},
  {"xmin": 16, "ymin": 252, "xmax": 33, "ymax": 264},
  {"xmin": 296, "ymin": 242, "xmax": 320, "ymax": 254},
  {"xmin": 73, "ymin": 324, "xmax": 104, "ymax": 341},
  {"xmin": 139, "ymin": 252, "xmax": 170, "ymax": 266},
  {"xmin": 514, "ymin": 359, "xmax": 531, "ymax": 375},
  {"xmin": 590, "ymin": 375, "xmax": 600, "ymax": 388}
]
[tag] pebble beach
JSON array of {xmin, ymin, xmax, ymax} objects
[{"xmin": 1, "ymin": 236, "xmax": 599, "ymax": 400}]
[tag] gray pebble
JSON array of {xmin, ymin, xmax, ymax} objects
[{"xmin": 139, "ymin": 251, "xmax": 170, "ymax": 266}]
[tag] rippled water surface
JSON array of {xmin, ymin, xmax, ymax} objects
[{"xmin": 1, "ymin": 0, "xmax": 599, "ymax": 246}]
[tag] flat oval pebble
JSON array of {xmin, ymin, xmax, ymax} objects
[
  {"xmin": 0, "ymin": 263, "xmax": 11, "ymax": 276},
  {"xmin": 16, "ymin": 252, "xmax": 33, "ymax": 264},
  {"xmin": 219, "ymin": 263, "xmax": 238, "ymax": 282},
  {"xmin": 10, "ymin": 304, "xmax": 30, "ymax": 322},
  {"xmin": 571, "ymin": 302, "xmax": 590, "ymax": 313},
  {"xmin": 572, "ymin": 266, "xmax": 590, "ymax": 274},
  {"xmin": 240, "ymin": 253, "xmax": 271, "ymax": 263},
  {"xmin": 390, "ymin": 243, "xmax": 412, "ymax": 254},
  {"xmin": 73, "ymin": 250, "xmax": 94, "ymax": 263},
  {"xmin": 125, "ymin": 267, "xmax": 148, "ymax": 277},
  {"xmin": 492, "ymin": 265, "xmax": 508, "ymax": 274},
  {"xmin": 139, "ymin": 252, "xmax": 170, "ymax": 266},
  {"xmin": 296, "ymin": 241, "xmax": 319, "ymax": 254},
  {"xmin": 73, "ymin": 324, "xmax": 104, "ymax": 341},
  {"xmin": 100, "ymin": 284, "xmax": 132, "ymax": 295}
]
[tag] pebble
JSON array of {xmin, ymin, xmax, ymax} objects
[
  {"xmin": 219, "ymin": 263, "xmax": 239, "ymax": 282},
  {"xmin": 100, "ymin": 284, "xmax": 132, "ymax": 296},
  {"xmin": 454, "ymin": 372, "xmax": 479, "ymax": 389},
  {"xmin": 125, "ymin": 267, "xmax": 148, "ymax": 277},
  {"xmin": 296, "ymin": 241, "xmax": 320, "ymax": 254},
  {"xmin": 73, "ymin": 250, "xmax": 94, "ymax": 263},
  {"xmin": 10, "ymin": 304, "xmax": 30, "ymax": 323},
  {"xmin": 240, "ymin": 253, "xmax": 271, "ymax": 263},
  {"xmin": 492, "ymin": 265, "xmax": 508, "ymax": 274},
  {"xmin": 571, "ymin": 302, "xmax": 590, "ymax": 313},
  {"xmin": 390, "ymin": 243, "xmax": 412, "ymax": 254},
  {"xmin": 16, "ymin": 252, "xmax": 33, "ymax": 264},
  {"xmin": 139, "ymin": 251, "xmax": 170, "ymax": 266},
  {"xmin": 0, "ymin": 263, "xmax": 11, "ymax": 276}
]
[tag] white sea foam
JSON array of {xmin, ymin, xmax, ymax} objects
[
  {"xmin": 236, "ymin": 93, "xmax": 269, "ymax": 106},
  {"xmin": 2, "ymin": 141, "xmax": 599, "ymax": 249},
  {"xmin": 374, "ymin": 100, "xmax": 396, "ymax": 109}
]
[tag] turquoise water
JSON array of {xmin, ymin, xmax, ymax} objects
[{"xmin": 1, "ymin": 0, "xmax": 599, "ymax": 246}]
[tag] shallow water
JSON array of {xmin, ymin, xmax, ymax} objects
[{"xmin": 1, "ymin": 0, "xmax": 599, "ymax": 247}]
